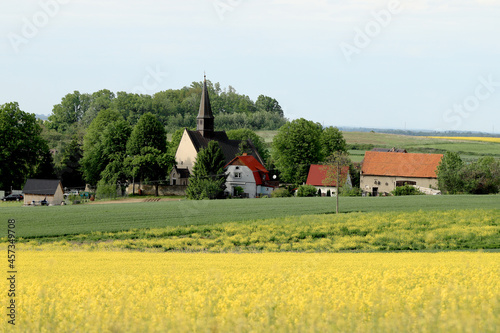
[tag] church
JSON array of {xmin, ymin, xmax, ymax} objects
[{"xmin": 170, "ymin": 76, "xmax": 264, "ymax": 185}]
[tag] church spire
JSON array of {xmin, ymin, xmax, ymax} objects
[{"xmin": 197, "ymin": 74, "xmax": 214, "ymax": 137}]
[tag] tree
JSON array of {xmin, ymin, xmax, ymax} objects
[
  {"xmin": 81, "ymin": 89, "xmax": 115, "ymax": 127},
  {"xmin": 57, "ymin": 136, "xmax": 85, "ymax": 189},
  {"xmin": 0, "ymin": 102, "xmax": 54, "ymax": 190},
  {"xmin": 324, "ymin": 151, "xmax": 351, "ymax": 214},
  {"xmin": 126, "ymin": 147, "xmax": 175, "ymax": 196},
  {"xmin": 321, "ymin": 126, "xmax": 347, "ymax": 158},
  {"xmin": 81, "ymin": 109, "xmax": 125, "ymax": 185},
  {"xmin": 226, "ymin": 128, "xmax": 269, "ymax": 164},
  {"xmin": 436, "ymin": 152, "xmax": 464, "ymax": 194},
  {"xmin": 186, "ymin": 141, "xmax": 227, "ymax": 200},
  {"xmin": 255, "ymin": 95, "xmax": 284, "ymax": 117},
  {"xmin": 127, "ymin": 112, "xmax": 167, "ymax": 156},
  {"xmin": 48, "ymin": 91, "xmax": 90, "ymax": 132},
  {"xmin": 460, "ymin": 157, "xmax": 500, "ymax": 194},
  {"xmin": 126, "ymin": 113, "xmax": 172, "ymax": 196},
  {"xmin": 272, "ymin": 118, "xmax": 323, "ymax": 185}
]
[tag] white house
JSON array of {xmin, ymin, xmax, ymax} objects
[
  {"xmin": 225, "ymin": 154, "xmax": 277, "ymax": 198},
  {"xmin": 23, "ymin": 179, "xmax": 64, "ymax": 205}
]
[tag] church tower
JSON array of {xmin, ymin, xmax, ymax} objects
[{"xmin": 197, "ymin": 75, "xmax": 214, "ymax": 138}]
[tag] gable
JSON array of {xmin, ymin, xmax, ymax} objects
[{"xmin": 361, "ymin": 151, "xmax": 443, "ymax": 178}]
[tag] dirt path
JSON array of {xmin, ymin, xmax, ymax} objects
[{"xmin": 89, "ymin": 198, "xmax": 182, "ymax": 205}]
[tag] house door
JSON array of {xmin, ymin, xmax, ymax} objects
[{"xmin": 372, "ymin": 187, "xmax": 378, "ymax": 196}]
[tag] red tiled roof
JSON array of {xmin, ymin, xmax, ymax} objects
[
  {"xmin": 306, "ymin": 165, "xmax": 350, "ymax": 187},
  {"xmin": 225, "ymin": 154, "xmax": 270, "ymax": 185},
  {"xmin": 361, "ymin": 151, "xmax": 443, "ymax": 178}
]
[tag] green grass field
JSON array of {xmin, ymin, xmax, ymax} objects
[{"xmin": 2, "ymin": 195, "xmax": 499, "ymax": 238}]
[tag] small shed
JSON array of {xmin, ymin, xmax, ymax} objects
[{"xmin": 23, "ymin": 179, "xmax": 64, "ymax": 206}]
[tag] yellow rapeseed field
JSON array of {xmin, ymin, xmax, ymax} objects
[
  {"xmin": 429, "ymin": 136, "xmax": 500, "ymax": 143},
  {"xmin": 2, "ymin": 251, "xmax": 499, "ymax": 332}
]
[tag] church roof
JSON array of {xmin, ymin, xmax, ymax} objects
[
  {"xmin": 186, "ymin": 130, "xmax": 263, "ymax": 166},
  {"xmin": 197, "ymin": 75, "xmax": 213, "ymax": 120}
]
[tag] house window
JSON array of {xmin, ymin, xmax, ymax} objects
[{"xmin": 234, "ymin": 172, "xmax": 242, "ymax": 178}]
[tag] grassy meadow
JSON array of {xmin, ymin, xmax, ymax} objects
[{"xmin": 5, "ymin": 251, "xmax": 499, "ymax": 332}]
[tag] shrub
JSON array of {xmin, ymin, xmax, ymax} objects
[
  {"xmin": 96, "ymin": 183, "xmax": 118, "ymax": 200},
  {"xmin": 391, "ymin": 185, "xmax": 424, "ymax": 196},
  {"xmin": 271, "ymin": 188, "xmax": 292, "ymax": 198},
  {"xmin": 340, "ymin": 187, "xmax": 363, "ymax": 197},
  {"xmin": 297, "ymin": 185, "xmax": 318, "ymax": 197}
]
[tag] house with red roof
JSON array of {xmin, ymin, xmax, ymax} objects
[
  {"xmin": 360, "ymin": 151, "xmax": 443, "ymax": 196},
  {"xmin": 225, "ymin": 154, "xmax": 277, "ymax": 198},
  {"xmin": 306, "ymin": 165, "xmax": 352, "ymax": 196}
]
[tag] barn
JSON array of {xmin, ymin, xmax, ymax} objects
[{"xmin": 23, "ymin": 179, "xmax": 64, "ymax": 206}]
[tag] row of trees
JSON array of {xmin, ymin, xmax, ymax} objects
[
  {"xmin": 48, "ymin": 81, "xmax": 286, "ymax": 135},
  {"xmin": 437, "ymin": 152, "xmax": 500, "ymax": 194}
]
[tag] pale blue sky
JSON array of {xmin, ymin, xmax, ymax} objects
[{"xmin": 1, "ymin": 0, "xmax": 499, "ymax": 132}]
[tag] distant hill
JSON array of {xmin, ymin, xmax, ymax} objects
[
  {"xmin": 35, "ymin": 114, "xmax": 49, "ymax": 121},
  {"xmin": 338, "ymin": 127, "xmax": 500, "ymax": 138}
]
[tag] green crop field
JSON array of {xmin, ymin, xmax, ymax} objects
[
  {"xmin": 255, "ymin": 130, "xmax": 500, "ymax": 162},
  {"xmin": 1, "ymin": 195, "xmax": 499, "ymax": 238},
  {"xmin": 17, "ymin": 209, "xmax": 499, "ymax": 253}
]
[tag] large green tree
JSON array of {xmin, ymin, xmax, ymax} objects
[
  {"xmin": 57, "ymin": 136, "xmax": 84, "ymax": 189},
  {"xmin": 321, "ymin": 126, "xmax": 347, "ymax": 158},
  {"xmin": 186, "ymin": 141, "xmax": 227, "ymax": 200},
  {"xmin": 436, "ymin": 152, "xmax": 464, "ymax": 194},
  {"xmin": 48, "ymin": 91, "xmax": 90, "ymax": 132},
  {"xmin": 81, "ymin": 109, "xmax": 127, "ymax": 186},
  {"xmin": 255, "ymin": 95, "xmax": 284, "ymax": 117},
  {"xmin": 127, "ymin": 112, "xmax": 167, "ymax": 156},
  {"xmin": 126, "ymin": 113, "xmax": 172, "ymax": 196},
  {"xmin": 0, "ymin": 102, "xmax": 55, "ymax": 190},
  {"xmin": 272, "ymin": 118, "xmax": 323, "ymax": 185}
]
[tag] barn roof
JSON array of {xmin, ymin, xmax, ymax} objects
[
  {"xmin": 306, "ymin": 165, "xmax": 350, "ymax": 187},
  {"xmin": 23, "ymin": 179, "xmax": 62, "ymax": 195},
  {"xmin": 361, "ymin": 151, "xmax": 443, "ymax": 178}
]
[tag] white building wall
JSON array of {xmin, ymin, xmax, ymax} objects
[
  {"xmin": 226, "ymin": 165, "xmax": 257, "ymax": 198},
  {"xmin": 174, "ymin": 129, "xmax": 198, "ymax": 173}
]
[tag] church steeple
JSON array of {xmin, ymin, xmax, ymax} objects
[{"xmin": 197, "ymin": 74, "xmax": 214, "ymax": 137}]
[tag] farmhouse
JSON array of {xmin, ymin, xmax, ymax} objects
[
  {"xmin": 305, "ymin": 164, "xmax": 352, "ymax": 196},
  {"xmin": 171, "ymin": 76, "xmax": 263, "ymax": 185},
  {"xmin": 225, "ymin": 154, "xmax": 277, "ymax": 198},
  {"xmin": 360, "ymin": 151, "xmax": 443, "ymax": 196},
  {"xmin": 23, "ymin": 179, "xmax": 64, "ymax": 205}
]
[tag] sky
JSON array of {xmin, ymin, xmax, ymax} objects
[{"xmin": 1, "ymin": 0, "xmax": 499, "ymax": 133}]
